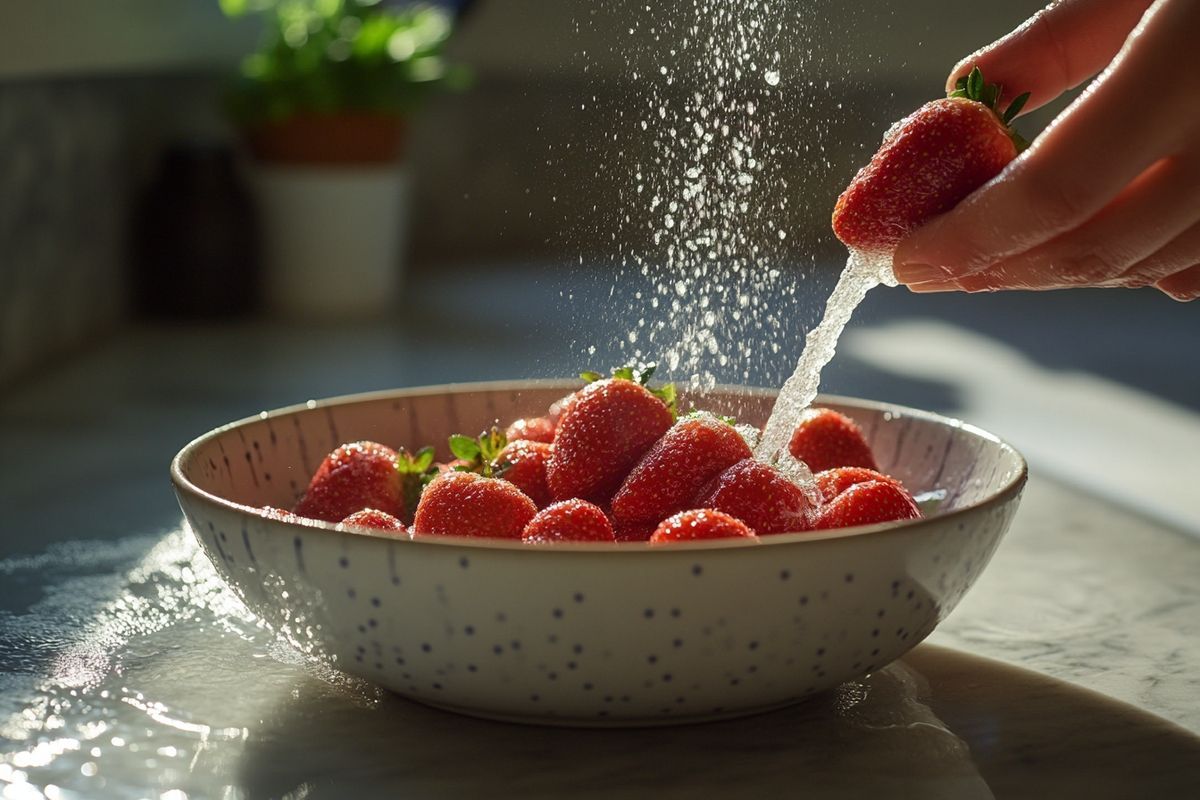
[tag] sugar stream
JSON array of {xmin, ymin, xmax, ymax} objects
[{"xmin": 755, "ymin": 249, "xmax": 897, "ymax": 466}]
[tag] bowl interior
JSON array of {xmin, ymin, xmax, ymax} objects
[{"xmin": 175, "ymin": 382, "xmax": 1023, "ymax": 524}]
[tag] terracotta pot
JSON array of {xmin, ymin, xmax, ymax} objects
[
  {"xmin": 243, "ymin": 113, "xmax": 411, "ymax": 319},
  {"xmin": 246, "ymin": 113, "xmax": 406, "ymax": 165}
]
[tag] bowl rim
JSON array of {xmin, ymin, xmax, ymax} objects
[{"xmin": 170, "ymin": 379, "xmax": 1027, "ymax": 553}]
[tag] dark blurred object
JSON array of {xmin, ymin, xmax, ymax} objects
[{"xmin": 131, "ymin": 143, "xmax": 260, "ymax": 319}]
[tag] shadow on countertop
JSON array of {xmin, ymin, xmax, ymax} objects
[{"xmin": 233, "ymin": 644, "xmax": 1200, "ymax": 800}]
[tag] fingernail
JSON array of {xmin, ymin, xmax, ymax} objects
[
  {"xmin": 908, "ymin": 280, "xmax": 957, "ymax": 294},
  {"xmin": 893, "ymin": 262, "xmax": 949, "ymax": 285}
]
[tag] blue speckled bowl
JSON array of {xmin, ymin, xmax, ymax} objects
[{"xmin": 170, "ymin": 381, "xmax": 1025, "ymax": 726}]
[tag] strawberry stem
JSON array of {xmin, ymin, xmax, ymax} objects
[{"xmin": 948, "ymin": 66, "xmax": 1032, "ymax": 151}]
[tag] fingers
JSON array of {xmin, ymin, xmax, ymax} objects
[
  {"xmin": 1156, "ymin": 265, "xmax": 1200, "ymax": 302},
  {"xmin": 1114, "ymin": 218, "xmax": 1200, "ymax": 289},
  {"xmin": 894, "ymin": 0, "xmax": 1196, "ymax": 284},
  {"xmin": 946, "ymin": 0, "xmax": 1155, "ymax": 113},
  {"xmin": 910, "ymin": 155, "xmax": 1200, "ymax": 291},
  {"xmin": 909, "ymin": 212, "xmax": 1200, "ymax": 300}
]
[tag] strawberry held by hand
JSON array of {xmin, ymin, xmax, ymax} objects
[{"xmin": 833, "ymin": 67, "xmax": 1030, "ymax": 253}]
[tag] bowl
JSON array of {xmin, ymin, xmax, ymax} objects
[{"xmin": 171, "ymin": 381, "xmax": 1026, "ymax": 726}]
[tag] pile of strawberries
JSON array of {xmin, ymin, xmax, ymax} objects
[{"xmin": 265, "ymin": 365, "xmax": 922, "ymax": 544}]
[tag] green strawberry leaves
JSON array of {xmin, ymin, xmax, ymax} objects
[
  {"xmin": 1002, "ymin": 91, "xmax": 1031, "ymax": 125},
  {"xmin": 652, "ymin": 383, "xmax": 678, "ymax": 418},
  {"xmin": 949, "ymin": 66, "xmax": 994, "ymax": 105},
  {"xmin": 681, "ymin": 408, "xmax": 737, "ymax": 426},
  {"xmin": 949, "ymin": 65, "xmax": 1032, "ymax": 152},
  {"xmin": 396, "ymin": 445, "xmax": 438, "ymax": 519},
  {"xmin": 581, "ymin": 361, "xmax": 678, "ymax": 418},
  {"xmin": 448, "ymin": 426, "xmax": 507, "ymax": 477},
  {"xmin": 448, "ymin": 434, "xmax": 481, "ymax": 462}
]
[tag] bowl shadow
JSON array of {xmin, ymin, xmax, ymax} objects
[{"xmin": 234, "ymin": 643, "xmax": 1200, "ymax": 799}]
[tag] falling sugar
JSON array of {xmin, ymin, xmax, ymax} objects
[{"xmin": 756, "ymin": 248, "xmax": 897, "ymax": 464}]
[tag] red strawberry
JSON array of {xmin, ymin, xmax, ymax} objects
[
  {"xmin": 505, "ymin": 416, "xmax": 556, "ymax": 444},
  {"xmin": 494, "ymin": 440, "xmax": 553, "ymax": 508},
  {"xmin": 338, "ymin": 508, "xmax": 408, "ymax": 535},
  {"xmin": 649, "ymin": 509, "xmax": 758, "ymax": 544},
  {"xmin": 696, "ymin": 458, "xmax": 815, "ymax": 534},
  {"xmin": 611, "ymin": 414, "xmax": 751, "ymax": 528},
  {"xmin": 547, "ymin": 376, "xmax": 674, "ymax": 506},
  {"xmin": 522, "ymin": 499, "xmax": 615, "ymax": 544},
  {"xmin": 832, "ymin": 67, "xmax": 1030, "ymax": 253},
  {"xmin": 548, "ymin": 393, "xmax": 576, "ymax": 424},
  {"xmin": 788, "ymin": 408, "xmax": 879, "ymax": 473},
  {"xmin": 613, "ymin": 520, "xmax": 657, "ymax": 543},
  {"xmin": 815, "ymin": 467, "xmax": 906, "ymax": 504},
  {"xmin": 814, "ymin": 481, "xmax": 922, "ymax": 530},
  {"xmin": 294, "ymin": 441, "xmax": 403, "ymax": 523},
  {"xmin": 437, "ymin": 459, "xmax": 474, "ymax": 473},
  {"xmin": 412, "ymin": 471, "xmax": 537, "ymax": 539}
]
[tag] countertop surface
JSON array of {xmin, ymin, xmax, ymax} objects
[{"xmin": 1, "ymin": 263, "xmax": 1198, "ymax": 798}]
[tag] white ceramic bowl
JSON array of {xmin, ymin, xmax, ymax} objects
[{"xmin": 171, "ymin": 381, "xmax": 1025, "ymax": 726}]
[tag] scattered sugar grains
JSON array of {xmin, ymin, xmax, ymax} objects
[
  {"xmin": 565, "ymin": 2, "xmax": 889, "ymax": 481},
  {"xmin": 571, "ymin": 0, "xmax": 826, "ymax": 391}
]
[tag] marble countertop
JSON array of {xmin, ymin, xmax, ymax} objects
[{"xmin": 1, "ymin": 266, "xmax": 1198, "ymax": 797}]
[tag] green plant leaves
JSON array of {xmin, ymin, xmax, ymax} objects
[{"xmin": 223, "ymin": 0, "xmax": 466, "ymax": 126}]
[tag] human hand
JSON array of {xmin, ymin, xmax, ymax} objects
[{"xmin": 892, "ymin": 0, "xmax": 1200, "ymax": 302}]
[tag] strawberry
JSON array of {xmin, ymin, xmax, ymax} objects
[
  {"xmin": 788, "ymin": 408, "xmax": 879, "ymax": 473},
  {"xmin": 505, "ymin": 416, "xmax": 556, "ymax": 444},
  {"xmin": 815, "ymin": 466, "xmax": 906, "ymax": 504},
  {"xmin": 412, "ymin": 471, "xmax": 537, "ymax": 539},
  {"xmin": 696, "ymin": 458, "xmax": 815, "ymax": 534},
  {"xmin": 649, "ymin": 509, "xmax": 758, "ymax": 544},
  {"xmin": 611, "ymin": 414, "xmax": 751, "ymax": 528},
  {"xmin": 494, "ymin": 439, "xmax": 553, "ymax": 508},
  {"xmin": 832, "ymin": 67, "xmax": 1030, "ymax": 253},
  {"xmin": 522, "ymin": 499, "xmax": 615, "ymax": 544},
  {"xmin": 260, "ymin": 506, "xmax": 302, "ymax": 523},
  {"xmin": 613, "ymin": 520, "xmax": 657, "ymax": 543},
  {"xmin": 338, "ymin": 508, "xmax": 408, "ymax": 535},
  {"xmin": 547, "ymin": 364, "xmax": 675, "ymax": 506},
  {"xmin": 548, "ymin": 393, "xmax": 576, "ymax": 424},
  {"xmin": 814, "ymin": 481, "xmax": 922, "ymax": 530},
  {"xmin": 294, "ymin": 441, "xmax": 403, "ymax": 523}
]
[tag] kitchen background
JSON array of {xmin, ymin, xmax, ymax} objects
[{"xmin": 1, "ymin": 0, "xmax": 1073, "ymax": 385}]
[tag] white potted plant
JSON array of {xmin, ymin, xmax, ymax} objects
[{"xmin": 221, "ymin": 0, "xmax": 466, "ymax": 318}]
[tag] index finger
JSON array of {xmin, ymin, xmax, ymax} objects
[
  {"xmin": 894, "ymin": 0, "xmax": 1191, "ymax": 280},
  {"xmin": 946, "ymin": 0, "xmax": 1154, "ymax": 113}
]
